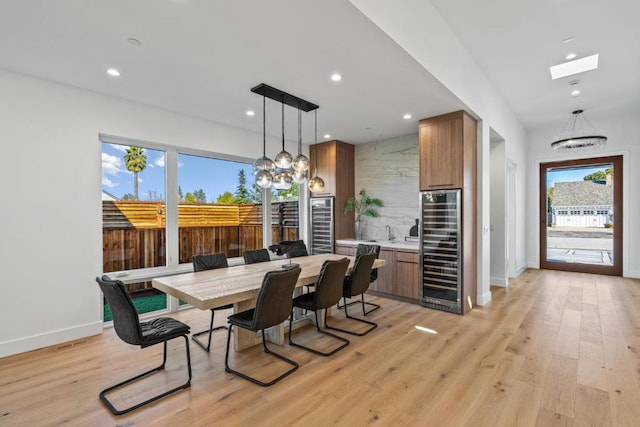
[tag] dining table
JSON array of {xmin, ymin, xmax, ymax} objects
[{"xmin": 152, "ymin": 253, "xmax": 386, "ymax": 351}]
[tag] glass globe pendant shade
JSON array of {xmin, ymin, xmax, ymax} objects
[
  {"xmin": 253, "ymin": 156, "xmax": 276, "ymax": 175},
  {"xmin": 292, "ymin": 168, "xmax": 308, "ymax": 183},
  {"xmin": 274, "ymin": 150, "xmax": 293, "ymax": 169},
  {"xmin": 293, "ymin": 153, "xmax": 310, "ymax": 172},
  {"xmin": 255, "ymin": 169, "xmax": 273, "ymax": 188},
  {"xmin": 308, "ymin": 175, "xmax": 325, "ymax": 192},
  {"xmin": 273, "ymin": 168, "xmax": 293, "ymax": 190}
]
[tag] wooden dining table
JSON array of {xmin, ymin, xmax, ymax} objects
[{"xmin": 152, "ymin": 254, "xmax": 386, "ymax": 351}]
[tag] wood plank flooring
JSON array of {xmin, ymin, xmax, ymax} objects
[{"xmin": 1, "ymin": 269, "xmax": 640, "ymax": 426}]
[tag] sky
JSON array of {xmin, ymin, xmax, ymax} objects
[
  {"xmin": 101, "ymin": 143, "xmax": 254, "ymax": 201},
  {"xmin": 546, "ymin": 164, "xmax": 611, "ymax": 188}
]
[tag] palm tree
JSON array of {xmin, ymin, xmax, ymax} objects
[{"xmin": 124, "ymin": 147, "xmax": 147, "ymax": 200}]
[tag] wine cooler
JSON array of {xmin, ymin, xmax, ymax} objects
[
  {"xmin": 310, "ymin": 197, "xmax": 334, "ymax": 254},
  {"xmin": 420, "ymin": 189, "xmax": 463, "ymax": 314}
]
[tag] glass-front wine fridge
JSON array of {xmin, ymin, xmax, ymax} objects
[{"xmin": 420, "ymin": 189, "xmax": 463, "ymax": 314}]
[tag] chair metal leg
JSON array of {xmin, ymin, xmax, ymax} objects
[
  {"xmin": 99, "ymin": 335, "xmax": 192, "ymax": 416},
  {"xmin": 288, "ymin": 310, "xmax": 350, "ymax": 356},
  {"xmin": 192, "ymin": 309, "xmax": 228, "ymax": 352},
  {"xmin": 224, "ymin": 326, "xmax": 298, "ymax": 387},
  {"xmin": 326, "ymin": 297, "xmax": 377, "ymax": 336},
  {"xmin": 360, "ymin": 294, "xmax": 381, "ymax": 316},
  {"xmin": 337, "ymin": 293, "xmax": 381, "ymax": 316}
]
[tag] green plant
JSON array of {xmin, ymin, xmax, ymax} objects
[{"xmin": 344, "ymin": 189, "xmax": 384, "ymax": 238}]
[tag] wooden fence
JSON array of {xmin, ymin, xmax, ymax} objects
[{"xmin": 102, "ymin": 201, "xmax": 299, "ymax": 291}]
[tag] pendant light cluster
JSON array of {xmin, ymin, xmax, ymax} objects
[{"xmin": 251, "ymin": 83, "xmax": 323, "ymax": 192}]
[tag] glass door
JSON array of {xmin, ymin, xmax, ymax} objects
[{"xmin": 539, "ymin": 155, "xmax": 622, "ymax": 275}]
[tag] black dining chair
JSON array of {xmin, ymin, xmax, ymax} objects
[
  {"xmin": 338, "ymin": 244, "xmax": 382, "ymax": 315},
  {"xmin": 243, "ymin": 248, "xmax": 271, "ymax": 265},
  {"xmin": 225, "ymin": 267, "xmax": 301, "ymax": 387},
  {"xmin": 326, "ymin": 253, "xmax": 378, "ymax": 336},
  {"xmin": 192, "ymin": 252, "xmax": 232, "ymax": 352},
  {"xmin": 268, "ymin": 240, "xmax": 308, "ymax": 258},
  {"xmin": 288, "ymin": 258, "xmax": 350, "ymax": 356},
  {"xmin": 95, "ymin": 275, "xmax": 192, "ymax": 416}
]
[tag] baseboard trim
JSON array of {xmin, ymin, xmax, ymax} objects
[
  {"xmin": 491, "ymin": 276, "xmax": 508, "ymax": 287},
  {"xmin": 476, "ymin": 291, "xmax": 492, "ymax": 306},
  {"xmin": 0, "ymin": 321, "xmax": 103, "ymax": 358},
  {"xmin": 625, "ymin": 270, "xmax": 640, "ymax": 279}
]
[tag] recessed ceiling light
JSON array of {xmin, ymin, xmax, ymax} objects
[
  {"xmin": 403, "ymin": 114, "xmax": 412, "ymax": 120},
  {"xmin": 549, "ymin": 54, "xmax": 599, "ymax": 80},
  {"xmin": 246, "ymin": 110, "xmax": 255, "ymax": 117},
  {"xmin": 323, "ymin": 134, "xmax": 331, "ymax": 139},
  {"xmin": 571, "ymin": 90, "xmax": 581, "ymax": 96},
  {"xmin": 565, "ymin": 52, "xmax": 577, "ymax": 60},
  {"xmin": 127, "ymin": 38, "xmax": 142, "ymax": 46},
  {"xmin": 107, "ymin": 68, "xmax": 120, "ymax": 77},
  {"xmin": 562, "ymin": 36, "xmax": 575, "ymax": 43},
  {"xmin": 330, "ymin": 73, "xmax": 342, "ymax": 82}
]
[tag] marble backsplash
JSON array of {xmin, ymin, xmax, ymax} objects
[{"xmin": 353, "ymin": 133, "xmax": 420, "ymax": 241}]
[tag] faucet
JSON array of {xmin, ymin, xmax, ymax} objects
[{"xmin": 385, "ymin": 225, "xmax": 392, "ymax": 241}]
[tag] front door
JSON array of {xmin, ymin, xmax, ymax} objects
[{"xmin": 539, "ymin": 155, "xmax": 622, "ymax": 276}]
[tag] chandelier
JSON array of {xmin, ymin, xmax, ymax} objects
[
  {"xmin": 251, "ymin": 83, "xmax": 323, "ymax": 192},
  {"xmin": 551, "ymin": 109, "xmax": 607, "ymax": 151}
]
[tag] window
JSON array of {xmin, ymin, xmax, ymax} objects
[
  {"xmin": 177, "ymin": 153, "xmax": 262, "ymax": 262},
  {"xmin": 100, "ymin": 137, "xmax": 290, "ymax": 320},
  {"xmin": 102, "ymin": 142, "xmax": 167, "ymax": 273},
  {"xmin": 570, "ymin": 210, "xmax": 580, "ymax": 215}
]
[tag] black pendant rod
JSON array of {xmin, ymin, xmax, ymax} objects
[{"xmin": 251, "ymin": 83, "xmax": 319, "ymax": 112}]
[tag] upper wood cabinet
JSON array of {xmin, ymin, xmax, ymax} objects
[
  {"xmin": 309, "ymin": 140, "xmax": 355, "ymax": 240},
  {"xmin": 419, "ymin": 110, "xmax": 477, "ymax": 191}
]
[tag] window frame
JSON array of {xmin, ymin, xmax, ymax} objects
[{"xmin": 100, "ymin": 134, "xmax": 285, "ymax": 309}]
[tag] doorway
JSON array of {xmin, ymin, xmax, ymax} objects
[{"xmin": 539, "ymin": 155, "xmax": 622, "ymax": 275}]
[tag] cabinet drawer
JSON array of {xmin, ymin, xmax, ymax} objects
[
  {"xmin": 395, "ymin": 250, "xmax": 419, "ymax": 263},
  {"xmin": 335, "ymin": 245, "xmax": 356, "ymax": 256}
]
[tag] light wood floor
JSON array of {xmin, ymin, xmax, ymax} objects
[{"xmin": 2, "ymin": 269, "xmax": 640, "ymax": 426}]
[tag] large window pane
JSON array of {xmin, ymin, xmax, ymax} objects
[
  {"xmin": 101, "ymin": 142, "xmax": 167, "ymax": 272},
  {"xmin": 177, "ymin": 153, "xmax": 262, "ymax": 262},
  {"xmin": 272, "ymin": 183, "xmax": 300, "ymax": 244}
]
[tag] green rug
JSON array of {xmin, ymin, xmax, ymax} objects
[{"xmin": 103, "ymin": 293, "xmax": 167, "ymax": 322}]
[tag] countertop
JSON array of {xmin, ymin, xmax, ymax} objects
[{"xmin": 336, "ymin": 238, "xmax": 420, "ymax": 251}]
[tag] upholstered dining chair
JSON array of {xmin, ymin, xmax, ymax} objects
[
  {"xmin": 224, "ymin": 267, "xmax": 301, "ymax": 386},
  {"xmin": 338, "ymin": 243, "xmax": 382, "ymax": 316},
  {"xmin": 325, "ymin": 252, "xmax": 378, "ymax": 336},
  {"xmin": 243, "ymin": 248, "xmax": 271, "ymax": 265},
  {"xmin": 192, "ymin": 252, "xmax": 232, "ymax": 352},
  {"xmin": 288, "ymin": 257, "xmax": 350, "ymax": 356},
  {"xmin": 96, "ymin": 275, "xmax": 192, "ymax": 416},
  {"xmin": 268, "ymin": 240, "xmax": 308, "ymax": 258}
]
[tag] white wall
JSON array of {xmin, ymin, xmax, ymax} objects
[
  {"xmin": 349, "ymin": 0, "xmax": 529, "ymax": 306},
  {"xmin": 526, "ymin": 111, "xmax": 640, "ymax": 278},
  {"xmin": 0, "ymin": 70, "xmax": 286, "ymax": 357},
  {"xmin": 353, "ymin": 134, "xmax": 420, "ymax": 240},
  {"xmin": 490, "ymin": 140, "xmax": 507, "ymax": 286}
]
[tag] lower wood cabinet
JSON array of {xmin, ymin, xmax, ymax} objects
[{"xmin": 335, "ymin": 244, "xmax": 419, "ymax": 303}]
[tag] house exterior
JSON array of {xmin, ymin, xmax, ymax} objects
[{"xmin": 552, "ymin": 180, "xmax": 613, "ymax": 228}]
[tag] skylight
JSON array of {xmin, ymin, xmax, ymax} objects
[{"xmin": 550, "ymin": 54, "xmax": 599, "ymax": 80}]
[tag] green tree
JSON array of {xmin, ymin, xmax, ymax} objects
[
  {"xmin": 178, "ymin": 185, "xmax": 184, "ymax": 202},
  {"xmin": 251, "ymin": 183, "xmax": 263, "ymax": 203},
  {"xmin": 583, "ymin": 167, "xmax": 613, "ymax": 181},
  {"xmin": 123, "ymin": 146, "xmax": 147, "ymax": 200},
  {"xmin": 216, "ymin": 191, "xmax": 235, "ymax": 204},
  {"xmin": 234, "ymin": 169, "xmax": 252, "ymax": 204},
  {"xmin": 274, "ymin": 182, "xmax": 299, "ymax": 201},
  {"xmin": 184, "ymin": 189, "xmax": 206, "ymax": 203},
  {"xmin": 122, "ymin": 193, "xmax": 135, "ymax": 200}
]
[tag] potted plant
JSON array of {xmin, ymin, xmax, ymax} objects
[{"xmin": 343, "ymin": 188, "xmax": 384, "ymax": 240}]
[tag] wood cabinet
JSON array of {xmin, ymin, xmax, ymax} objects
[
  {"xmin": 309, "ymin": 140, "xmax": 355, "ymax": 241},
  {"xmin": 419, "ymin": 110, "xmax": 477, "ymax": 191},
  {"xmin": 335, "ymin": 243, "xmax": 419, "ymax": 303},
  {"xmin": 394, "ymin": 250, "xmax": 420, "ymax": 300}
]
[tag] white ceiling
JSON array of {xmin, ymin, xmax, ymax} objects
[{"xmin": 0, "ymin": 0, "xmax": 638, "ymax": 145}]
